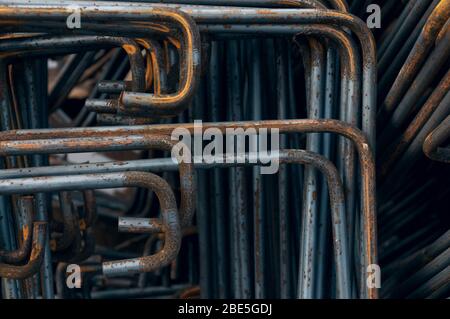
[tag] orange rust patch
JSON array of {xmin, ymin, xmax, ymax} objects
[
  {"xmin": 22, "ymin": 225, "xmax": 30, "ymax": 240},
  {"xmin": 122, "ymin": 44, "xmax": 137, "ymax": 55}
]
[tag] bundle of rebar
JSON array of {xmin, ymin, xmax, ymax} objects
[{"xmin": 0, "ymin": 0, "xmax": 448, "ymax": 300}]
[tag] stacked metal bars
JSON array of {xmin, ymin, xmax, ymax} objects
[
  {"xmin": 0, "ymin": 0, "xmax": 447, "ymax": 300},
  {"xmin": 375, "ymin": 0, "xmax": 450, "ymax": 299},
  {"xmin": 0, "ymin": 0, "xmax": 376, "ymax": 300}
]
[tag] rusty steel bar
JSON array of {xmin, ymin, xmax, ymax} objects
[
  {"xmin": 0, "ymin": 134, "xmax": 196, "ymax": 229},
  {"xmin": 0, "ymin": 118, "xmax": 378, "ymax": 298},
  {"xmin": 0, "ymin": 196, "xmax": 33, "ymax": 264},
  {"xmin": 0, "ymin": 35, "xmax": 147, "ymax": 93},
  {"xmin": 1, "ymin": 0, "xmax": 448, "ymax": 301},
  {"xmin": 0, "ymin": 222, "xmax": 47, "ymax": 280},
  {"xmin": 423, "ymin": 115, "xmax": 450, "ymax": 163},
  {"xmin": 0, "ymin": 3, "xmax": 202, "ymax": 117},
  {"xmin": 0, "ymin": 1, "xmax": 376, "ymax": 147},
  {"xmin": 0, "ymin": 172, "xmax": 182, "ymax": 276},
  {"xmin": 0, "ymin": 148, "xmax": 352, "ymax": 297}
]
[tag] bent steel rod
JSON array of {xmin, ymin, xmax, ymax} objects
[
  {"xmin": 195, "ymin": 24, "xmax": 361, "ymax": 296},
  {"xmin": 0, "ymin": 35, "xmax": 146, "ymax": 93},
  {"xmin": 0, "ymin": 222, "xmax": 47, "ymax": 280},
  {"xmin": 0, "ymin": 196, "xmax": 33, "ymax": 263},
  {"xmin": 0, "ymin": 172, "xmax": 181, "ymax": 277},
  {"xmin": 1, "ymin": 1, "xmax": 376, "ymax": 149},
  {"xmin": 423, "ymin": 115, "xmax": 450, "ymax": 163},
  {"xmin": 0, "ymin": 118, "xmax": 378, "ymax": 298},
  {"xmin": 0, "ymin": 134, "xmax": 196, "ymax": 229},
  {"xmin": 0, "ymin": 150, "xmax": 352, "ymax": 298},
  {"xmin": 0, "ymin": 2, "xmax": 202, "ymax": 117}
]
